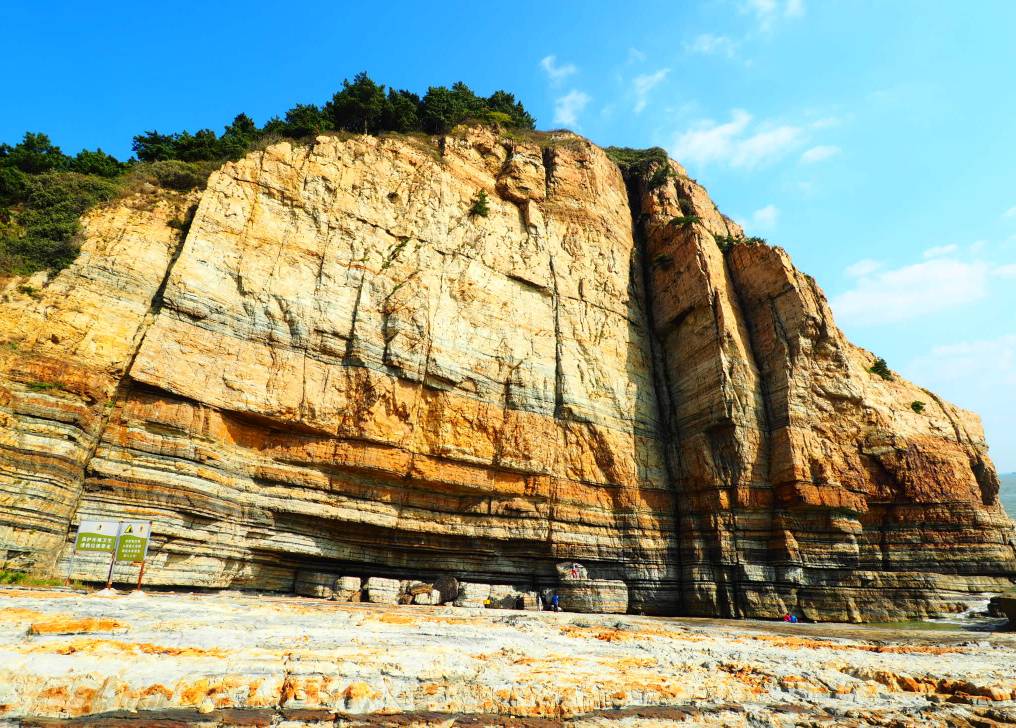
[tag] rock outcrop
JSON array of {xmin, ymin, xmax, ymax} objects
[{"xmin": 0, "ymin": 127, "xmax": 1013, "ymax": 620}]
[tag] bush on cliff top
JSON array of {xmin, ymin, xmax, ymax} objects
[
  {"xmin": 1, "ymin": 73, "xmax": 536, "ymax": 277},
  {"xmin": 0, "ymin": 134, "xmax": 219, "ymax": 276},
  {"xmin": 870, "ymin": 357, "xmax": 894, "ymax": 381}
]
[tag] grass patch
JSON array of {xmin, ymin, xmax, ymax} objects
[
  {"xmin": 604, "ymin": 146, "xmax": 669, "ymax": 175},
  {"xmin": 0, "ymin": 569, "xmax": 76, "ymax": 588},
  {"xmin": 25, "ymin": 380, "xmax": 62, "ymax": 392}
]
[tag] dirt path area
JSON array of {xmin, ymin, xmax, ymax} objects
[{"xmin": 0, "ymin": 588, "xmax": 1014, "ymax": 726}]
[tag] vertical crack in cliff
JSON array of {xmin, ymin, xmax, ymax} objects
[
  {"xmin": 721, "ymin": 246, "xmax": 785, "ymax": 618},
  {"xmin": 619, "ymin": 170, "xmax": 686, "ymax": 614},
  {"xmin": 548, "ymin": 255, "xmax": 565, "ymax": 419},
  {"xmin": 541, "ymin": 147, "xmax": 556, "ymax": 199},
  {"xmin": 61, "ymin": 198, "xmax": 197, "ymax": 556}
]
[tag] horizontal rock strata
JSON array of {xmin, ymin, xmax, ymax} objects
[{"xmin": 0, "ymin": 127, "xmax": 1013, "ymax": 620}]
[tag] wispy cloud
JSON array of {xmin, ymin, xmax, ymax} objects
[
  {"xmin": 906, "ymin": 333, "xmax": 1016, "ymax": 470},
  {"xmin": 743, "ymin": 0, "xmax": 805, "ymax": 31},
  {"xmin": 845, "ymin": 259, "xmax": 883, "ymax": 278},
  {"xmin": 832, "ymin": 258, "xmax": 990, "ymax": 326},
  {"xmin": 627, "ymin": 48, "xmax": 647, "ymax": 63},
  {"xmin": 751, "ymin": 204, "xmax": 779, "ymax": 229},
  {"xmin": 632, "ymin": 69, "xmax": 669, "ymax": 113},
  {"xmin": 800, "ymin": 145, "xmax": 840, "ymax": 163},
  {"xmin": 553, "ymin": 90, "xmax": 591, "ymax": 127},
  {"xmin": 1003, "ymin": 205, "xmax": 1016, "ymax": 219},
  {"xmin": 539, "ymin": 55, "xmax": 577, "ymax": 85},
  {"xmin": 923, "ymin": 244, "xmax": 959, "ymax": 259},
  {"xmin": 671, "ymin": 109, "xmax": 804, "ymax": 170},
  {"xmin": 684, "ymin": 33, "xmax": 738, "ymax": 58}
]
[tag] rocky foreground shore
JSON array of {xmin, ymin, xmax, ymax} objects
[{"xmin": 0, "ymin": 588, "xmax": 1014, "ymax": 727}]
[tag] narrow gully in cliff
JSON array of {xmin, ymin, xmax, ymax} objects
[
  {"xmin": 620, "ymin": 169, "xmax": 687, "ymax": 614},
  {"xmin": 60, "ymin": 201, "xmax": 198, "ymax": 550}
]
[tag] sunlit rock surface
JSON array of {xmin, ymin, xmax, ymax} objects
[
  {"xmin": 2, "ymin": 589, "xmax": 1016, "ymax": 726},
  {"xmin": 0, "ymin": 127, "xmax": 1013, "ymax": 621}
]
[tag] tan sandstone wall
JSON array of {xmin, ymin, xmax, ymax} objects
[{"xmin": 0, "ymin": 127, "xmax": 1012, "ymax": 620}]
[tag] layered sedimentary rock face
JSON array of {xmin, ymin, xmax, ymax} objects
[{"xmin": 0, "ymin": 127, "xmax": 1012, "ymax": 620}]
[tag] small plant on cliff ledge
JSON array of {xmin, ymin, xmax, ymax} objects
[
  {"xmin": 911, "ymin": 400, "xmax": 926, "ymax": 414},
  {"xmin": 669, "ymin": 215, "xmax": 701, "ymax": 227},
  {"xmin": 469, "ymin": 190, "xmax": 490, "ymax": 217},
  {"xmin": 869, "ymin": 357, "xmax": 894, "ymax": 381},
  {"xmin": 715, "ymin": 234, "xmax": 739, "ymax": 253},
  {"xmin": 647, "ymin": 164, "xmax": 671, "ymax": 190}
]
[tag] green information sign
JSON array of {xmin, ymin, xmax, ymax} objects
[
  {"xmin": 74, "ymin": 520, "xmax": 119, "ymax": 553},
  {"xmin": 73, "ymin": 520, "xmax": 151, "ymax": 561}
]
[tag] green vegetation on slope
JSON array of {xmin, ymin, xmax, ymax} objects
[{"xmin": 1, "ymin": 73, "xmax": 535, "ymax": 277}]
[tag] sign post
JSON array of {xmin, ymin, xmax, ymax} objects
[{"xmin": 71, "ymin": 520, "xmax": 151, "ymax": 591}]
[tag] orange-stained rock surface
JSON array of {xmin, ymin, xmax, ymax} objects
[
  {"xmin": 1, "ymin": 589, "xmax": 1015, "ymax": 726},
  {"xmin": 0, "ymin": 127, "xmax": 1013, "ymax": 622}
]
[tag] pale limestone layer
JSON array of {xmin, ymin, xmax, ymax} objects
[
  {"xmin": 1, "ymin": 590, "xmax": 1016, "ymax": 726},
  {"xmin": 0, "ymin": 128, "xmax": 1013, "ymax": 621}
]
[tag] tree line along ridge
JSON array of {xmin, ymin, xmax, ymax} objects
[{"xmin": 0, "ymin": 73, "xmax": 535, "ymax": 276}]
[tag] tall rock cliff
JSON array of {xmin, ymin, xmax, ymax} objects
[{"xmin": 1, "ymin": 127, "xmax": 1013, "ymax": 621}]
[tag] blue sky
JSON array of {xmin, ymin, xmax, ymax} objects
[{"xmin": 4, "ymin": 0, "xmax": 1015, "ymax": 470}]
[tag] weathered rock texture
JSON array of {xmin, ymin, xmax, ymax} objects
[
  {"xmin": 0, "ymin": 127, "xmax": 1013, "ymax": 620},
  {"xmin": 3, "ymin": 589, "xmax": 1016, "ymax": 726}
]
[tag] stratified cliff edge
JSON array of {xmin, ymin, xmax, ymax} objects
[{"xmin": 1, "ymin": 127, "xmax": 1013, "ymax": 621}]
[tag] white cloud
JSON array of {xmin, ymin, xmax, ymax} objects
[
  {"xmin": 743, "ymin": 0, "xmax": 805, "ymax": 30},
  {"xmin": 684, "ymin": 33, "xmax": 738, "ymax": 58},
  {"xmin": 1003, "ymin": 205, "xmax": 1016, "ymax": 219},
  {"xmin": 539, "ymin": 55, "xmax": 577, "ymax": 85},
  {"xmin": 553, "ymin": 90, "xmax": 591, "ymax": 127},
  {"xmin": 995, "ymin": 263, "xmax": 1016, "ymax": 278},
  {"xmin": 845, "ymin": 259, "xmax": 883, "ymax": 278},
  {"xmin": 632, "ymin": 68, "xmax": 669, "ymax": 113},
  {"xmin": 800, "ymin": 145, "xmax": 840, "ymax": 163},
  {"xmin": 911, "ymin": 335, "xmax": 1016, "ymax": 388},
  {"xmin": 627, "ymin": 48, "xmax": 647, "ymax": 63},
  {"xmin": 922, "ymin": 244, "xmax": 958, "ymax": 259},
  {"xmin": 832, "ymin": 259, "xmax": 990, "ymax": 326},
  {"xmin": 906, "ymin": 334, "xmax": 1016, "ymax": 471},
  {"xmin": 670, "ymin": 109, "xmax": 805, "ymax": 170},
  {"xmin": 751, "ymin": 204, "xmax": 779, "ymax": 229}
]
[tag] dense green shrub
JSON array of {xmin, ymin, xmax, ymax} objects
[
  {"xmin": 870, "ymin": 357, "xmax": 893, "ymax": 381},
  {"xmin": 469, "ymin": 190, "xmax": 490, "ymax": 217},
  {"xmin": 69, "ymin": 148, "xmax": 125, "ymax": 177},
  {"xmin": 604, "ymin": 146, "xmax": 669, "ymax": 175},
  {"xmin": 911, "ymin": 400, "xmax": 925, "ymax": 413},
  {"xmin": 138, "ymin": 160, "xmax": 219, "ymax": 191},
  {"xmin": 715, "ymin": 234, "xmax": 739, "ymax": 253},
  {"xmin": 0, "ymin": 171, "xmax": 120, "ymax": 274}
]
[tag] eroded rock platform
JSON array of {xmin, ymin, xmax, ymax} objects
[{"xmin": 1, "ymin": 588, "xmax": 1015, "ymax": 727}]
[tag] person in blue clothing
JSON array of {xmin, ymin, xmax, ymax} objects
[
  {"xmin": 551, "ymin": 593, "xmax": 560, "ymax": 612},
  {"xmin": 790, "ymin": 614, "xmax": 798, "ymax": 623}
]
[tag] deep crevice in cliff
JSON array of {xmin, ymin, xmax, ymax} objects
[
  {"xmin": 61, "ymin": 204, "xmax": 198, "ymax": 554},
  {"xmin": 617, "ymin": 166, "xmax": 687, "ymax": 614}
]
